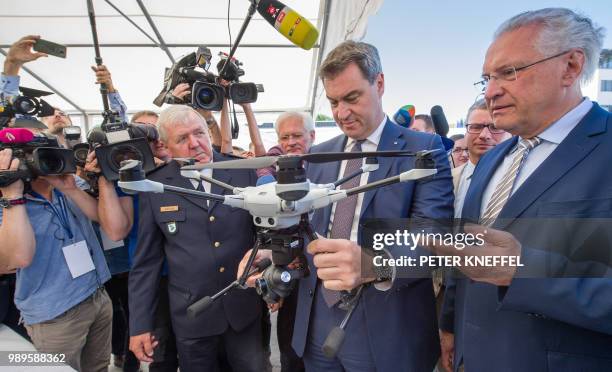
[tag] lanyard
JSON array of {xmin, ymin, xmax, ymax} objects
[{"xmin": 29, "ymin": 190, "xmax": 74, "ymax": 240}]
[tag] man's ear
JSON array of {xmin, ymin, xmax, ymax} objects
[
  {"xmin": 561, "ymin": 49, "xmax": 584, "ymax": 87},
  {"xmin": 376, "ymin": 73, "xmax": 385, "ymax": 96}
]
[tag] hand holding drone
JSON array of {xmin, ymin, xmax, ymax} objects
[{"xmin": 118, "ymin": 149, "xmax": 438, "ymax": 357}]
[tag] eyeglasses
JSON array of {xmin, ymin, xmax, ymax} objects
[
  {"xmin": 452, "ymin": 147, "xmax": 468, "ymax": 154},
  {"xmin": 474, "ymin": 50, "xmax": 571, "ymax": 92},
  {"xmin": 466, "ymin": 123, "xmax": 505, "ymax": 134}
]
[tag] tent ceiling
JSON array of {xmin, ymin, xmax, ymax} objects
[{"xmin": 1, "ymin": 0, "xmax": 325, "ymax": 127}]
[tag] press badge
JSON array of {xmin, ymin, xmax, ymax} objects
[{"xmin": 62, "ymin": 240, "xmax": 95, "ymax": 279}]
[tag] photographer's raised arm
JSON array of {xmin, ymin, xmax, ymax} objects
[
  {"xmin": 240, "ymin": 103, "xmax": 266, "ymax": 156},
  {"xmin": 91, "ymin": 64, "xmax": 128, "ymax": 123},
  {"xmin": 2, "ymin": 35, "xmax": 47, "ymax": 77},
  {"xmin": 0, "ymin": 149, "xmax": 35, "ymax": 271},
  {"xmin": 219, "ymin": 98, "xmax": 233, "ymax": 154}
]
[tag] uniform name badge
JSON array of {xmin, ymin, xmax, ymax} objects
[
  {"xmin": 167, "ymin": 221, "xmax": 178, "ymax": 235},
  {"xmin": 62, "ymin": 240, "xmax": 95, "ymax": 279}
]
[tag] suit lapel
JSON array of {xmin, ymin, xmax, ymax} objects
[
  {"xmin": 360, "ymin": 120, "xmax": 405, "ymax": 216},
  {"xmin": 209, "ymin": 168, "xmax": 233, "ymax": 214},
  {"xmin": 164, "ymin": 161, "xmax": 209, "ymax": 211},
  {"xmin": 494, "ymin": 104, "xmax": 608, "ymax": 229}
]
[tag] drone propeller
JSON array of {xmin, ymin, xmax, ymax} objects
[{"xmin": 181, "ymin": 150, "xmax": 431, "ymax": 171}]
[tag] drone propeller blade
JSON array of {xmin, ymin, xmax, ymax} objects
[
  {"xmin": 301, "ymin": 150, "xmax": 418, "ymax": 163},
  {"xmin": 182, "ymin": 156, "xmax": 279, "ymax": 170}
]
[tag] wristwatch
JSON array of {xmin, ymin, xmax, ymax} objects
[
  {"xmin": 0, "ymin": 197, "xmax": 26, "ymax": 209},
  {"xmin": 372, "ymin": 251, "xmax": 393, "ymax": 282}
]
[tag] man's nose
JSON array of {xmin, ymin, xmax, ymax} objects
[
  {"xmin": 336, "ymin": 102, "xmax": 351, "ymax": 121},
  {"xmin": 484, "ymin": 78, "xmax": 503, "ymax": 102}
]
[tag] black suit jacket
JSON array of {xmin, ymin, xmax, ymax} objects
[{"xmin": 129, "ymin": 154, "xmax": 261, "ymax": 339}]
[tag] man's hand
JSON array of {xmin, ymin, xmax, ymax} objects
[
  {"xmin": 129, "ymin": 332, "xmax": 158, "ymax": 363},
  {"xmin": 91, "ymin": 65, "xmax": 116, "ymax": 93},
  {"xmin": 427, "ymin": 224, "xmax": 521, "ymax": 286},
  {"xmin": 0, "ymin": 149, "xmax": 24, "ymax": 198},
  {"xmin": 237, "ymin": 249, "xmax": 273, "ymax": 287},
  {"xmin": 307, "ymin": 238, "xmax": 375, "ymax": 291},
  {"xmin": 83, "ymin": 151, "xmax": 101, "ymax": 174},
  {"xmin": 3, "ymin": 35, "xmax": 47, "ymax": 76},
  {"xmin": 171, "ymin": 83, "xmax": 191, "ymax": 102},
  {"xmin": 439, "ymin": 329, "xmax": 454, "ymax": 372}
]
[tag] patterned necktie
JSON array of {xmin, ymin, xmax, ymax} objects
[
  {"xmin": 321, "ymin": 139, "xmax": 365, "ymax": 307},
  {"xmin": 480, "ymin": 137, "xmax": 542, "ymax": 226}
]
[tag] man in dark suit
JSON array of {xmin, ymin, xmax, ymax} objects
[
  {"xmin": 128, "ymin": 105, "xmax": 263, "ymax": 372},
  {"xmin": 438, "ymin": 8, "xmax": 612, "ymax": 372},
  {"xmin": 293, "ymin": 41, "xmax": 454, "ymax": 371}
]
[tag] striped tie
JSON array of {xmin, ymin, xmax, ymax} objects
[{"xmin": 480, "ymin": 137, "xmax": 542, "ymax": 226}]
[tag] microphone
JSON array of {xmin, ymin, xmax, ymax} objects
[
  {"xmin": 256, "ymin": 0, "xmax": 319, "ymax": 50},
  {"xmin": 256, "ymin": 174, "xmax": 276, "ymax": 186},
  {"xmin": 430, "ymin": 105, "xmax": 449, "ymax": 137},
  {"xmin": 87, "ymin": 127, "xmax": 107, "ymax": 146},
  {"xmin": 0, "ymin": 128, "xmax": 34, "ymax": 144},
  {"xmin": 393, "ymin": 104, "xmax": 416, "ymax": 128}
]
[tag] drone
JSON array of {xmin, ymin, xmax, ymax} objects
[{"xmin": 118, "ymin": 149, "xmax": 438, "ymax": 358}]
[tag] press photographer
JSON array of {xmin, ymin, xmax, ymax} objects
[{"xmin": 0, "ymin": 34, "xmax": 135, "ymax": 372}]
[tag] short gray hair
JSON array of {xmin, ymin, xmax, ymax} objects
[
  {"xmin": 157, "ymin": 105, "xmax": 207, "ymax": 143},
  {"xmin": 466, "ymin": 98, "xmax": 488, "ymax": 122},
  {"xmin": 319, "ymin": 41, "xmax": 382, "ymax": 84},
  {"xmin": 494, "ymin": 8, "xmax": 605, "ymax": 84},
  {"xmin": 274, "ymin": 111, "xmax": 315, "ymax": 134}
]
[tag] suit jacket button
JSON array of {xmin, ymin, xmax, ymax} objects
[
  {"xmin": 209, "ymin": 215, "xmax": 215, "ymax": 222},
  {"xmin": 214, "ymin": 241, "xmax": 221, "ymax": 248},
  {"xmin": 308, "ymin": 289, "xmax": 313, "ymax": 297},
  {"xmin": 219, "ymin": 267, "xmax": 225, "ymax": 273}
]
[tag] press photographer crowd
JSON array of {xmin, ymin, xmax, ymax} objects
[{"xmin": 1, "ymin": 5, "xmax": 612, "ymax": 372}]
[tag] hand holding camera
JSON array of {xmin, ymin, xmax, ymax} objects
[
  {"xmin": 3, "ymin": 35, "xmax": 48, "ymax": 76},
  {"xmin": 0, "ymin": 149, "xmax": 24, "ymax": 198}
]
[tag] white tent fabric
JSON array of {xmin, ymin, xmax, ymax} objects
[{"xmin": 0, "ymin": 0, "xmax": 383, "ymax": 147}]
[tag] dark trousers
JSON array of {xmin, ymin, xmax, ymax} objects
[
  {"xmin": 0, "ymin": 274, "xmax": 29, "ymax": 341},
  {"xmin": 278, "ymin": 287, "xmax": 305, "ymax": 372},
  {"xmin": 175, "ymin": 318, "xmax": 265, "ymax": 372},
  {"xmin": 149, "ymin": 277, "xmax": 179, "ymax": 372},
  {"xmin": 105, "ymin": 273, "xmax": 140, "ymax": 372}
]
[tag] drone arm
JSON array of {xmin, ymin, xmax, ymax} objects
[
  {"xmin": 196, "ymin": 174, "xmax": 236, "ymax": 193},
  {"xmin": 333, "ymin": 169, "xmax": 364, "ymax": 188},
  {"xmin": 345, "ymin": 169, "xmax": 438, "ymax": 197}
]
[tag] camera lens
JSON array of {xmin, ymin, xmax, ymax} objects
[
  {"xmin": 196, "ymin": 86, "xmax": 216, "ymax": 105},
  {"xmin": 109, "ymin": 145, "xmax": 143, "ymax": 170},
  {"xmin": 39, "ymin": 156, "xmax": 64, "ymax": 174},
  {"xmin": 73, "ymin": 147, "xmax": 89, "ymax": 166}
]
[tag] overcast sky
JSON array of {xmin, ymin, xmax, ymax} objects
[{"xmin": 361, "ymin": 0, "xmax": 612, "ymax": 125}]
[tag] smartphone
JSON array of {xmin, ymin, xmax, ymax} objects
[{"xmin": 33, "ymin": 39, "xmax": 67, "ymax": 58}]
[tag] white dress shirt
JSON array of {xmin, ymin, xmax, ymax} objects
[{"xmin": 454, "ymin": 161, "xmax": 476, "ymax": 218}]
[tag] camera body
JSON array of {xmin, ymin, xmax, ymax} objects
[
  {"xmin": 89, "ymin": 120, "xmax": 157, "ymax": 182},
  {"xmin": 0, "ymin": 87, "xmax": 56, "ymax": 128},
  {"xmin": 154, "ymin": 47, "xmax": 263, "ymax": 111},
  {"xmin": 0, "ymin": 134, "xmax": 76, "ymax": 187}
]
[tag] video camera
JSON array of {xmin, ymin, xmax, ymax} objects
[
  {"xmin": 87, "ymin": 121, "xmax": 157, "ymax": 182},
  {"xmin": 0, "ymin": 129, "xmax": 76, "ymax": 188},
  {"xmin": 0, "ymin": 87, "xmax": 56, "ymax": 128},
  {"xmin": 153, "ymin": 46, "xmax": 263, "ymax": 111}
]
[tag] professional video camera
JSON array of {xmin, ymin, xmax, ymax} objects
[
  {"xmin": 118, "ymin": 149, "xmax": 438, "ymax": 358},
  {"xmin": 0, "ymin": 128, "xmax": 76, "ymax": 188},
  {"xmin": 87, "ymin": 122, "xmax": 157, "ymax": 182},
  {"xmin": 0, "ymin": 87, "xmax": 55, "ymax": 128},
  {"xmin": 153, "ymin": 46, "xmax": 263, "ymax": 111}
]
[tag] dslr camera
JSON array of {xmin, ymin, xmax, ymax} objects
[{"xmin": 153, "ymin": 46, "xmax": 263, "ymax": 111}]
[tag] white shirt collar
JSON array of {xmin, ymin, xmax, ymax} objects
[
  {"xmin": 345, "ymin": 115, "xmax": 387, "ymax": 150},
  {"xmin": 537, "ymin": 98, "xmax": 592, "ymax": 145}
]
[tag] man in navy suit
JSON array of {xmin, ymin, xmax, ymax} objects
[
  {"xmin": 438, "ymin": 8, "xmax": 612, "ymax": 372},
  {"xmin": 128, "ymin": 105, "xmax": 263, "ymax": 372},
  {"xmin": 240, "ymin": 40, "xmax": 453, "ymax": 371}
]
